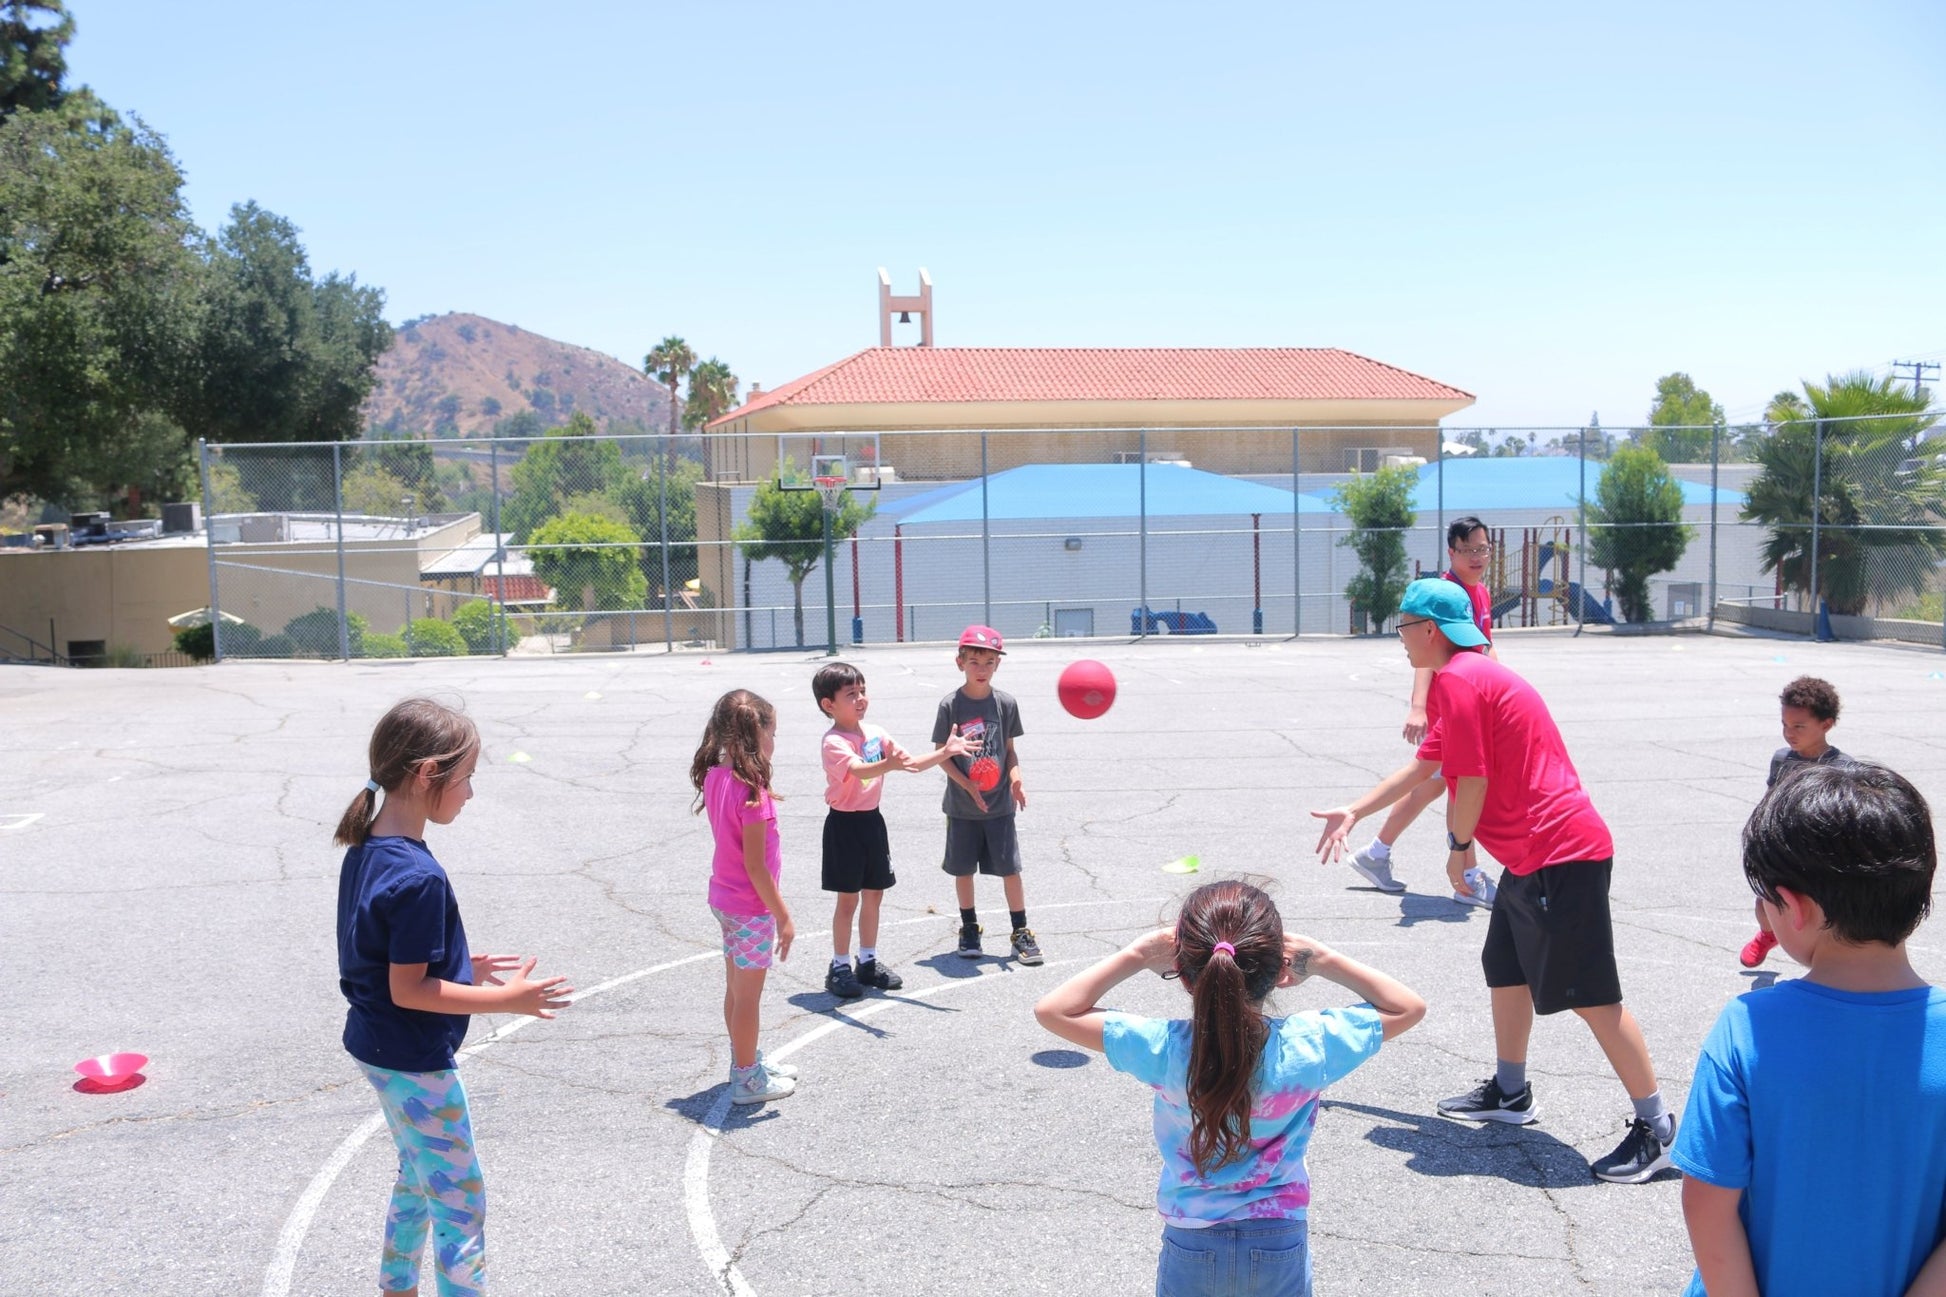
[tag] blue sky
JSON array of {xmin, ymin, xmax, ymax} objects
[{"xmin": 64, "ymin": 1, "xmax": 1946, "ymax": 431}]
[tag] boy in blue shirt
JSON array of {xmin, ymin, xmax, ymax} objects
[{"xmin": 1674, "ymin": 761, "xmax": 1946, "ymax": 1296}]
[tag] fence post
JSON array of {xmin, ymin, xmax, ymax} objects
[
  {"xmin": 980, "ymin": 430, "xmax": 991, "ymax": 626},
  {"xmin": 1435, "ymin": 438, "xmax": 1444, "ymax": 580},
  {"xmin": 1291, "ymin": 427, "xmax": 1301, "ymax": 637},
  {"xmin": 1574, "ymin": 420, "xmax": 1587, "ymax": 635},
  {"xmin": 197, "ymin": 438, "xmax": 224, "ymax": 663},
  {"xmin": 1707, "ymin": 420, "xmax": 1719, "ymax": 631},
  {"xmin": 1138, "ymin": 427, "xmax": 1148, "ymax": 638},
  {"xmin": 491, "ymin": 437, "xmax": 507, "ymax": 653},
  {"xmin": 1809, "ymin": 420, "xmax": 1824, "ymax": 639},
  {"xmin": 658, "ymin": 434, "xmax": 673, "ymax": 652},
  {"xmin": 333, "ymin": 441, "xmax": 350, "ymax": 661}
]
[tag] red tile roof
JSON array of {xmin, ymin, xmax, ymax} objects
[
  {"xmin": 711, "ymin": 347, "xmax": 1471, "ymax": 426},
  {"xmin": 484, "ymin": 575, "xmax": 552, "ymax": 604}
]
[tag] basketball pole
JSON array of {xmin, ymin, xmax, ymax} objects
[{"xmin": 822, "ymin": 502, "xmax": 837, "ymax": 656}]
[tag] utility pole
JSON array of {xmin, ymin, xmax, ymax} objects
[{"xmin": 1891, "ymin": 360, "xmax": 1939, "ymax": 395}]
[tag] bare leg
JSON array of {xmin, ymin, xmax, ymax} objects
[
  {"xmin": 858, "ymin": 889, "xmax": 884, "ymax": 950},
  {"xmin": 1377, "ymin": 774, "xmax": 1447, "ymax": 847},
  {"xmin": 726, "ymin": 963, "xmax": 768, "ymax": 1069},
  {"xmin": 1571, "ymin": 1002, "xmax": 1659, "ymax": 1099},
  {"xmin": 830, "ymin": 892, "xmax": 860, "ymax": 957},
  {"xmin": 1491, "ymin": 985, "xmax": 1535, "ymax": 1065},
  {"xmin": 1001, "ymin": 874, "xmax": 1025, "ymax": 913},
  {"xmin": 954, "ymin": 875, "xmax": 976, "ymax": 910}
]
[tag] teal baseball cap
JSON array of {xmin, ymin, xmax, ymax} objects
[{"xmin": 1399, "ymin": 578, "xmax": 1489, "ymax": 648}]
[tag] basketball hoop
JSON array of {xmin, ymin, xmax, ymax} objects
[{"xmin": 813, "ymin": 475, "xmax": 847, "ymax": 512}]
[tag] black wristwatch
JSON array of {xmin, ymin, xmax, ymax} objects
[{"xmin": 1447, "ymin": 831, "xmax": 1473, "ymax": 852}]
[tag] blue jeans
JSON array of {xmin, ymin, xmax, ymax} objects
[{"xmin": 1157, "ymin": 1219, "xmax": 1312, "ymax": 1297}]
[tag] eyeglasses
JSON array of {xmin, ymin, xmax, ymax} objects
[
  {"xmin": 1396, "ymin": 617, "xmax": 1434, "ymax": 632},
  {"xmin": 1452, "ymin": 545, "xmax": 1493, "ymax": 558}
]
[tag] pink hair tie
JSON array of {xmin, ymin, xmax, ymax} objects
[{"xmin": 1211, "ymin": 941, "xmax": 1236, "ymax": 958}]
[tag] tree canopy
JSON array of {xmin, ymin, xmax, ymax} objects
[
  {"xmin": 1330, "ymin": 465, "xmax": 1417, "ymax": 630},
  {"xmin": 1587, "ymin": 446, "xmax": 1690, "ymax": 623},
  {"xmin": 735, "ymin": 470, "xmax": 873, "ymax": 646},
  {"xmin": 1636, "ymin": 373, "xmax": 1724, "ymax": 463},
  {"xmin": 0, "ymin": 1, "xmax": 70, "ymax": 118}
]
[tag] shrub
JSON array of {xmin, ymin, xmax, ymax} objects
[
  {"xmin": 174, "ymin": 620, "xmax": 262, "ymax": 661},
  {"xmin": 253, "ymin": 634, "xmax": 296, "ymax": 658},
  {"xmin": 452, "ymin": 600, "xmax": 502, "ymax": 654},
  {"xmin": 403, "ymin": 618, "xmax": 466, "ymax": 657},
  {"xmin": 283, "ymin": 607, "xmax": 368, "ymax": 657},
  {"xmin": 361, "ymin": 632, "xmax": 408, "ymax": 658}
]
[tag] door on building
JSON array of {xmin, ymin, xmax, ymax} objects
[{"xmin": 1053, "ymin": 608, "xmax": 1094, "ymax": 637}]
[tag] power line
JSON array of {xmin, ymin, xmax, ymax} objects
[{"xmin": 1892, "ymin": 359, "xmax": 1940, "ymax": 395}]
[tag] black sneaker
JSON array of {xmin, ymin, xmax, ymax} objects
[
  {"xmin": 856, "ymin": 957, "xmax": 903, "ymax": 991},
  {"xmin": 1436, "ymin": 1077, "xmax": 1538, "ymax": 1125},
  {"xmin": 957, "ymin": 922, "xmax": 984, "ymax": 959},
  {"xmin": 1010, "ymin": 927, "xmax": 1044, "ymax": 965},
  {"xmin": 1590, "ymin": 1116, "xmax": 1676, "ymax": 1184},
  {"xmin": 824, "ymin": 960, "xmax": 863, "ymax": 999}
]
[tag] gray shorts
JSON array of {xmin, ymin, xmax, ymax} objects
[{"xmin": 942, "ymin": 816, "xmax": 1022, "ymax": 877}]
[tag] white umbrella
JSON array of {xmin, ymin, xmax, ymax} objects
[{"xmin": 166, "ymin": 607, "xmax": 247, "ymax": 629}]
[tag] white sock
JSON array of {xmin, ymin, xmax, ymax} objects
[
  {"xmin": 1364, "ymin": 838, "xmax": 1392, "ymax": 861},
  {"xmin": 831, "ymin": 954, "xmax": 850, "ymax": 971},
  {"xmin": 858, "ymin": 947, "xmax": 877, "ymax": 963}
]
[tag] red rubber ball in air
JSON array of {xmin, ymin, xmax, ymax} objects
[{"xmin": 1058, "ymin": 659, "xmax": 1117, "ymax": 720}]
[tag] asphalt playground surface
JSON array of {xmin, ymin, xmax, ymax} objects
[{"xmin": 6, "ymin": 629, "xmax": 1946, "ymax": 1296}]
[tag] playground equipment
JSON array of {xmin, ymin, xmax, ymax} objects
[
  {"xmin": 1428, "ymin": 524, "xmax": 1612, "ymax": 628},
  {"xmin": 1131, "ymin": 607, "xmax": 1218, "ymax": 635}
]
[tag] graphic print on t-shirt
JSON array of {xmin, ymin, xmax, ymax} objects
[
  {"xmin": 958, "ymin": 717, "xmax": 1003, "ymax": 792},
  {"xmin": 862, "ymin": 735, "xmax": 883, "ymax": 763}
]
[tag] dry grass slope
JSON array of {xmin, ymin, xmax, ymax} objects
[{"xmin": 361, "ymin": 311, "xmax": 675, "ymax": 438}]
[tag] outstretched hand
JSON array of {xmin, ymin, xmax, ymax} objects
[
  {"xmin": 471, "ymin": 953, "xmax": 524, "ymax": 986},
  {"xmin": 501, "ymin": 957, "xmax": 575, "ymax": 1018},
  {"xmin": 940, "ymin": 724, "xmax": 977, "ymax": 760},
  {"xmin": 1310, "ymin": 807, "xmax": 1356, "ymax": 862}
]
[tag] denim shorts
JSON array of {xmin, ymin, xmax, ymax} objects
[{"xmin": 1157, "ymin": 1218, "xmax": 1311, "ymax": 1297}]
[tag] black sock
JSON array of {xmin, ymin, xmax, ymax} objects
[
  {"xmin": 1010, "ymin": 909, "xmax": 1028, "ymax": 931},
  {"xmin": 959, "ymin": 907, "xmax": 978, "ymax": 928}
]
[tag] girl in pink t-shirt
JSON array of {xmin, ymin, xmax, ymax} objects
[{"xmin": 689, "ymin": 689, "xmax": 799, "ymax": 1105}]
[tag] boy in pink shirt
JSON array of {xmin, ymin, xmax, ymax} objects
[
  {"xmin": 1312, "ymin": 578, "xmax": 1675, "ymax": 1184},
  {"xmin": 814, "ymin": 662, "xmax": 971, "ymax": 998}
]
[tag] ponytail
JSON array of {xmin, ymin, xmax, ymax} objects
[
  {"xmin": 1175, "ymin": 880, "xmax": 1284, "ymax": 1176},
  {"xmin": 690, "ymin": 689, "xmax": 779, "ymax": 812},
  {"xmin": 334, "ymin": 699, "xmax": 480, "ymax": 847}
]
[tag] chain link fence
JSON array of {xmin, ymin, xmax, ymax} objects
[{"xmin": 193, "ymin": 412, "xmax": 1945, "ymax": 660}]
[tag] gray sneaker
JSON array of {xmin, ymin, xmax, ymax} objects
[
  {"xmin": 1455, "ymin": 867, "xmax": 1497, "ymax": 909},
  {"xmin": 730, "ymin": 1062, "xmax": 796, "ymax": 1105},
  {"xmin": 1349, "ymin": 846, "xmax": 1406, "ymax": 893}
]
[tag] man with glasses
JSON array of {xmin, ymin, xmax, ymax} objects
[
  {"xmin": 1345, "ymin": 517, "xmax": 1500, "ymax": 905},
  {"xmin": 1311, "ymin": 577, "xmax": 1676, "ymax": 1184}
]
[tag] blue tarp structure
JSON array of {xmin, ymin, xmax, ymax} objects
[
  {"xmin": 1365, "ymin": 458, "xmax": 1745, "ymax": 512},
  {"xmin": 886, "ymin": 463, "xmax": 1333, "ymax": 524}
]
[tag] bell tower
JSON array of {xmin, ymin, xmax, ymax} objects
[{"xmin": 877, "ymin": 267, "xmax": 933, "ymax": 347}]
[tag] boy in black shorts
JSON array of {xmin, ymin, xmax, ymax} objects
[
  {"xmin": 815, "ymin": 662, "xmax": 971, "ymax": 999},
  {"xmin": 934, "ymin": 625, "xmax": 1042, "ymax": 964}
]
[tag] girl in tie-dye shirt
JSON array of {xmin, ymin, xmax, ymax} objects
[{"xmin": 1035, "ymin": 881, "xmax": 1424, "ymax": 1297}]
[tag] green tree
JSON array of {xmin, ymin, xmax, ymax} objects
[
  {"xmin": 1330, "ymin": 466, "xmax": 1417, "ymax": 631},
  {"xmin": 645, "ymin": 335, "xmax": 694, "ymax": 470},
  {"xmin": 403, "ymin": 618, "xmax": 466, "ymax": 657},
  {"xmin": 451, "ymin": 599, "xmax": 503, "ymax": 654},
  {"xmin": 1740, "ymin": 372, "xmax": 1945, "ymax": 615},
  {"xmin": 283, "ymin": 607, "xmax": 367, "ymax": 657},
  {"xmin": 205, "ymin": 461, "xmax": 256, "ymax": 512},
  {"xmin": 1, "ymin": 1, "xmax": 70, "ymax": 118},
  {"xmin": 1638, "ymin": 373, "xmax": 1724, "ymax": 463},
  {"xmin": 1586, "ymin": 446, "xmax": 1691, "ymax": 623},
  {"xmin": 683, "ymin": 357, "xmax": 739, "ymax": 437},
  {"xmin": 186, "ymin": 201, "xmax": 391, "ymax": 448},
  {"xmin": 501, "ymin": 410, "xmax": 627, "ymax": 541},
  {"xmin": 735, "ymin": 472, "xmax": 873, "ymax": 647},
  {"xmin": 617, "ymin": 458, "xmax": 704, "ymax": 592},
  {"xmin": 528, "ymin": 511, "xmax": 648, "ymax": 612},
  {"xmin": 0, "ymin": 94, "xmax": 203, "ymax": 508},
  {"xmin": 339, "ymin": 463, "xmax": 410, "ymax": 516}
]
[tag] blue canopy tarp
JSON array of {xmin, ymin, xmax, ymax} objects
[
  {"xmin": 1378, "ymin": 457, "xmax": 1744, "ymax": 512},
  {"xmin": 886, "ymin": 463, "xmax": 1329, "ymax": 524}
]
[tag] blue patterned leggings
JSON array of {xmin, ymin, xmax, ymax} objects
[{"xmin": 359, "ymin": 1063, "xmax": 487, "ymax": 1295}]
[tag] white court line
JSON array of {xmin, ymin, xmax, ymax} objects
[
  {"xmin": 260, "ymin": 896, "xmax": 1160, "ymax": 1297},
  {"xmin": 0, "ymin": 812, "xmax": 45, "ymax": 831},
  {"xmin": 683, "ymin": 958, "xmax": 1091, "ymax": 1296}
]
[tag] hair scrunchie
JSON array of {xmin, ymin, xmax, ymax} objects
[
  {"xmin": 364, "ymin": 779, "xmax": 382, "ymax": 794},
  {"xmin": 1211, "ymin": 941, "xmax": 1236, "ymax": 957}
]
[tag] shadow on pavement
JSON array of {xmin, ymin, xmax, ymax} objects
[
  {"xmin": 1392, "ymin": 893, "xmax": 1486, "ymax": 928},
  {"xmin": 1324, "ymin": 1099, "xmax": 1618, "ymax": 1188},
  {"xmin": 1030, "ymin": 1048, "xmax": 1091, "ymax": 1069}
]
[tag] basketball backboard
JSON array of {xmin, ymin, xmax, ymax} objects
[{"xmin": 776, "ymin": 432, "xmax": 886, "ymax": 490}]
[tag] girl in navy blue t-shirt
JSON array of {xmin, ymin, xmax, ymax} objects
[{"xmin": 336, "ymin": 698, "xmax": 573, "ymax": 1297}]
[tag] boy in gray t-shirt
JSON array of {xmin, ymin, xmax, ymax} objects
[
  {"xmin": 1742, "ymin": 675, "xmax": 1856, "ymax": 968},
  {"xmin": 932, "ymin": 625, "xmax": 1041, "ymax": 965}
]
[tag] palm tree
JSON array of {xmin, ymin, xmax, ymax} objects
[
  {"xmin": 1740, "ymin": 371, "xmax": 1944, "ymax": 616},
  {"xmin": 644, "ymin": 336, "xmax": 694, "ymax": 470},
  {"xmin": 683, "ymin": 357, "xmax": 740, "ymax": 438}
]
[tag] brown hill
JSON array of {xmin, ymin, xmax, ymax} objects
[{"xmin": 361, "ymin": 311, "xmax": 675, "ymax": 438}]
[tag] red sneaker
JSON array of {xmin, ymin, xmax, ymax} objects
[{"xmin": 1739, "ymin": 929, "xmax": 1778, "ymax": 968}]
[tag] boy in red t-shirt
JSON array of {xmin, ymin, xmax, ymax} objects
[
  {"xmin": 1312, "ymin": 578, "xmax": 1675, "ymax": 1184},
  {"xmin": 1347, "ymin": 517, "xmax": 1500, "ymax": 906}
]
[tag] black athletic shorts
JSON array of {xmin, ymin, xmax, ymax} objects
[
  {"xmin": 1480, "ymin": 858, "xmax": 1623, "ymax": 1015},
  {"xmin": 822, "ymin": 808, "xmax": 895, "ymax": 893},
  {"xmin": 941, "ymin": 815, "xmax": 1022, "ymax": 878}
]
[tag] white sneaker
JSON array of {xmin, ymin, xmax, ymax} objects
[
  {"xmin": 1349, "ymin": 846, "xmax": 1407, "ymax": 893},
  {"xmin": 1454, "ymin": 867, "xmax": 1497, "ymax": 909},
  {"xmin": 730, "ymin": 1063, "xmax": 796, "ymax": 1105},
  {"xmin": 756, "ymin": 1050, "xmax": 798, "ymax": 1080}
]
